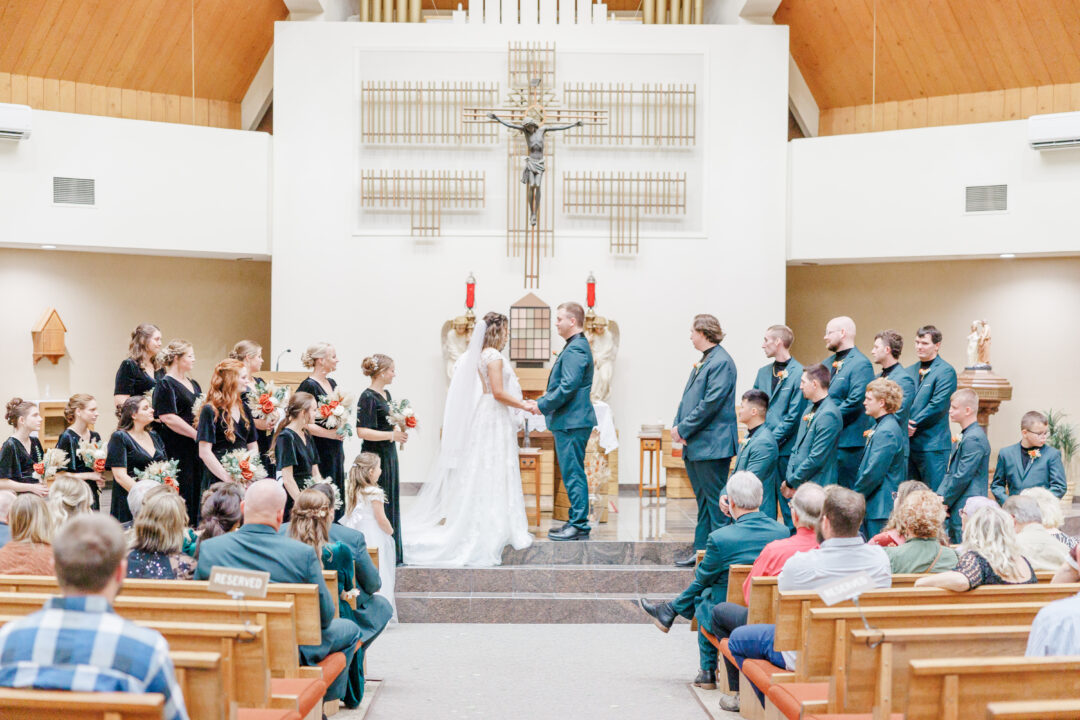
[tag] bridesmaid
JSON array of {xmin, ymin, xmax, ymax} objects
[
  {"xmin": 0, "ymin": 399, "xmax": 49, "ymax": 496},
  {"xmin": 230, "ymin": 340, "xmax": 281, "ymax": 478},
  {"xmin": 154, "ymin": 340, "xmax": 203, "ymax": 525},
  {"xmin": 271, "ymin": 392, "xmax": 323, "ymax": 519},
  {"xmin": 356, "ymin": 354, "xmax": 408, "ymax": 566},
  {"xmin": 106, "ymin": 396, "xmax": 167, "ymax": 523},
  {"xmin": 56, "ymin": 394, "xmax": 104, "ymax": 509},
  {"xmin": 297, "ymin": 343, "xmax": 346, "ymax": 513},
  {"xmin": 197, "ymin": 359, "xmax": 258, "ymax": 497},
  {"xmin": 113, "ymin": 323, "xmax": 163, "ymax": 407}
]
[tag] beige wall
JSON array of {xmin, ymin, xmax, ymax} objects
[
  {"xmin": 0, "ymin": 248, "xmax": 271, "ymax": 438},
  {"xmin": 787, "ymin": 257, "xmax": 1080, "ymax": 462}
]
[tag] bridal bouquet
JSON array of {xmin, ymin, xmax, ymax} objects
[
  {"xmin": 247, "ymin": 379, "xmax": 288, "ymax": 433},
  {"xmin": 220, "ymin": 448, "xmax": 268, "ymax": 487},
  {"xmin": 386, "ymin": 398, "xmax": 417, "ymax": 451},
  {"xmin": 136, "ymin": 459, "xmax": 181, "ymax": 491},
  {"xmin": 77, "ymin": 438, "xmax": 108, "ymax": 474},
  {"xmin": 33, "ymin": 448, "xmax": 69, "ymax": 484},
  {"xmin": 317, "ymin": 389, "xmax": 355, "ymax": 439},
  {"xmin": 303, "ymin": 477, "xmax": 343, "ymax": 512}
]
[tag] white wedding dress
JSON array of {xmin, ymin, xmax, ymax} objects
[{"xmin": 402, "ymin": 322, "xmax": 534, "ymax": 567}]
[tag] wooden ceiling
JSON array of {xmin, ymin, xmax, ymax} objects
[
  {"xmin": 0, "ymin": 0, "xmax": 287, "ymax": 103},
  {"xmin": 775, "ymin": 0, "xmax": 1080, "ymax": 110}
]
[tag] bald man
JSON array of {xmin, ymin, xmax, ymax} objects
[
  {"xmin": 822, "ymin": 317, "xmax": 875, "ymax": 489},
  {"xmin": 937, "ymin": 389, "xmax": 990, "ymax": 543},
  {"xmin": 195, "ymin": 480, "xmax": 364, "ymax": 705}
]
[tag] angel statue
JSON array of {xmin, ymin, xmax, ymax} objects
[
  {"xmin": 440, "ymin": 315, "xmax": 473, "ymax": 382},
  {"xmin": 965, "ymin": 320, "xmax": 992, "ymax": 369},
  {"xmin": 488, "ymin": 106, "xmax": 583, "ymax": 227},
  {"xmin": 585, "ymin": 316, "xmax": 620, "ymax": 403}
]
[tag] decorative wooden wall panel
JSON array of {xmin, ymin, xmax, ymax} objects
[
  {"xmin": 360, "ymin": 170, "xmax": 485, "ymax": 236},
  {"xmin": 361, "ymin": 81, "xmax": 501, "ymax": 144},
  {"xmin": 562, "ymin": 171, "xmax": 686, "ymax": 254},
  {"xmin": 561, "ymin": 83, "xmax": 696, "ymax": 146}
]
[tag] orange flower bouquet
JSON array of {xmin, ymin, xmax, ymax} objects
[
  {"xmin": 32, "ymin": 448, "xmax": 69, "ymax": 484},
  {"xmin": 247, "ymin": 379, "xmax": 288, "ymax": 434},
  {"xmin": 77, "ymin": 438, "xmax": 108, "ymax": 473},
  {"xmin": 136, "ymin": 459, "xmax": 181, "ymax": 492},
  {"xmin": 220, "ymin": 449, "xmax": 268, "ymax": 487},
  {"xmin": 386, "ymin": 398, "xmax": 417, "ymax": 450},
  {"xmin": 317, "ymin": 389, "xmax": 355, "ymax": 439}
]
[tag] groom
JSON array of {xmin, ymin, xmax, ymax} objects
[{"xmin": 526, "ymin": 301, "xmax": 597, "ymax": 541}]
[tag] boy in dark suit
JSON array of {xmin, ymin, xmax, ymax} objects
[
  {"xmin": 991, "ymin": 411, "xmax": 1067, "ymax": 504},
  {"xmin": 853, "ymin": 378, "xmax": 908, "ymax": 537}
]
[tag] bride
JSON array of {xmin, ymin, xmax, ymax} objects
[{"xmin": 402, "ymin": 312, "xmax": 534, "ymax": 566}]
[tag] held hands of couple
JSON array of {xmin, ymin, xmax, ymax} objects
[{"xmin": 522, "ymin": 399, "xmax": 543, "ymax": 416}]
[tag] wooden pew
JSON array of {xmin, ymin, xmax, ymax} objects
[
  {"xmin": 986, "ymin": 699, "xmax": 1080, "ymax": 719},
  {"xmin": 0, "ymin": 688, "xmax": 164, "ymax": 719},
  {"xmin": 170, "ymin": 650, "xmax": 227, "ymax": 720},
  {"xmin": 726, "ymin": 564, "xmax": 752, "ymax": 605}
]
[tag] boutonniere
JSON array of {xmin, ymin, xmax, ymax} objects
[
  {"xmin": 739, "ymin": 437, "xmax": 748, "ymax": 447},
  {"xmin": 952, "ymin": 432, "xmax": 963, "ymax": 444},
  {"xmin": 1027, "ymin": 448, "xmax": 1041, "ymax": 460},
  {"xmin": 774, "ymin": 368, "xmax": 788, "ymax": 380},
  {"xmin": 863, "ymin": 428, "xmax": 875, "ymax": 442},
  {"xmin": 832, "ymin": 360, "xmax": 844, "ymax": 371},
  {"xmin": 918, "ymin": 367, "xmax": 931, "ymax": 378},
  {"xmin": 802, "ymin": 412, "xmax": 815, "ymax": 424},
  {"xmin": 693, "ymin": 361, "xmax": 703, "ymax": 371}
]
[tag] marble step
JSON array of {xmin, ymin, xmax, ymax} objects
[
  {"xmin": 397, "ymin": 591, "xmax": 691, "ymax": 624},
  {"xmin": 499, "ymin": 540, "xmax": 694, "ymax": 566},
  {"xmin": 398, "ymin": 564, "xmax": 694, "ymax": 594}
]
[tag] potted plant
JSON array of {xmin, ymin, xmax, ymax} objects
[{"xmin": 1046, "ymin": 408, "xmax": 1077, "ymax": 511}]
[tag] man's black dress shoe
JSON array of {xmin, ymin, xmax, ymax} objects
[
  {"xmin": 693, "ymin": 668, "xmax": 717, "ymax": 690},
  {"xmin": 639, "ymin": 598, "xmax": 676, "ymax": 632},
  {"xmin": 673, "ymin": 553, "xmax": 697, "ymax": 567},
  {"xmin": 548, "ymin": 525, "xmax": 590, "ymax": 541}
]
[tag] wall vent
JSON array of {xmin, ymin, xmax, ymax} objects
[
  {"xmin": 53, "ymin": 177, "xmax": 95, "ymax": 206},
  {"xmin": 965, "ymin": 184, "xmax": 1007, "ymax": 213}
]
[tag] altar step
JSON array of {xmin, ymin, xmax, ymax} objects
[
  {"xmin": 397, "ymin": 590, "xmax": 691, "ymax": 624},
  {"xmin": 398, "ymin": 563, "xmax": 694, "ymax": 594},
  {"xmin": 499, "ymin": 539, "xmax": 695, "ymax": 566}
]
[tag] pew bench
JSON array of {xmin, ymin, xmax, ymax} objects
[
  {"xmin": 0, "ymin": 688, "xmax": 164, "ymax": 720},
  {"xmin": 170, "ymin": 650, "xmax": 227, "ymax": 720},
  {"xmin": 986, "ymin": 699, "xmax": 1080, "ymax": 719}
]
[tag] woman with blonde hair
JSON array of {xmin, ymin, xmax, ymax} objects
[
  {"xmin": 105, "ymin": 396, "xmax": 168, "ymax": 524},
  {"xmin": 113, "ymin": 323, "xmax": 163, "ymax": 407},
  {"xmin": 1020, "ymin": 486, "xmax": 1078, "ymax": 549},
  {"xmin": 127, "ymin": 490, "xmax": 195, "ymax": 579},
  {"xmin": 153, "ymin": 340, "xmax": 202, "ymax": 523},
  {"xmin": 47, "ymin": 475, "xmax": 93, "ymax": 528},
  {"xmin": 231, "ymin": 340, "xmax": 281, "ymax": 477},
  {"xmin": 56, "ymin": 394, "xmax": 104, "ymax": 509},
  {"xmin": 883, "ymin": 490, "xmax": 958, "ymax": 573},
  {"xmin": 0, "ymin": 494, "xmax": 54, "ymax": 574},
  {"xmin": 869, "ymin": 479, "xmax": 931, "ymax": 547},
  {"xmin": 0, "ymin": 398, "xmax": 48, "ymax": 495},
  {"xmin": 297, "ymin": 343, "xmax": 347, "ymax": 514},
  {"xmin": 197, "ymin": 358, "xmax": 258, "ymax": 501},
  {"xmin": 915, "ymin": 505, "xmax": 1035, "ymax": 591},
  {"xmin": 342, "ymin": 452, "xmax": 397, "ymax": 622}
]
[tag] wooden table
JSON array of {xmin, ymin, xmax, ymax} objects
[
  {"xmin": 518, "ymin": 448, "xmax": 542, "ymax": 527},
  {"xmin": 638, "ymin": 434, "xmax": 662, "ymax": 497}
]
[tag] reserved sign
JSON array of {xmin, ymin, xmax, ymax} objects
[
  {"xmin": 207, "ymin": 566, "xmax": 270, "ymax": 599},
  {"xmin": 816, "ymin": 572, "xmax": 877, "ymax": 606}
]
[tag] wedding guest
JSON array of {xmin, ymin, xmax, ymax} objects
[
  {"xmin": 231, "ymin": 340, "xmax": 280, "ymax": 477},
  {"xmin": 938, "ymin": 389, "xmax": 990, "ymax": 543},
  {"xmin": 126, "ymin": 479, "xmax": 166, "ymax": 524},
  {"xmin": 342, "ymin": 452, "xmax": 397, "ymax": 622},
  {"xmin": 915, "ymin": 505, "xmax": 1035, "ymax": 590},
  {"xmin": 730, "ymin": 390, "xmax": 780, "ymax": 520},
  {"xmin": 196, "ymin": 359, "xmax": 258, "ymax": 498},
  {"xmin": 113, "ymin": 323, "xmax": 163, "ymax": 407},
  {"xmin": 153, "ymin": 340, "xmax": 203, "ymax": 525},
  {"xmin": 127, "ymin": 491, "xmax": 195, "ymax": 580},
  {"xmin": 1003, "ymin": 495, "xmax": 1069, "ymax": 572},
  {"xmin": 907, "ymin": 325, "xmax": 958, "ymax": 491},
  {"xmin": 782, "ymin": 364, "xmax": 842, "ymax": 492},
  {"xmin": 853, "ymin": 378, "xmax": 907, "ymax": 537},
  {"xmin": 0, "ymin": 491, "xmax": 14, "ymax": 547},
  {"xmin": 0, "ymin": 399, "xmax": 48, "ymax": 495},
  {"xmin": 357, "ymin": 353, "xmax": 409, "ymax": 565},
  {"xmin": 272, "ymin": 392, "xmax": 323, "ymax": 517},
  {"xmin": 868, "ymin": 479, "xmax": 932, "ymax": 547},
  {"xmin": 0, "ymin": 494, "xmax": 54, "ymax": 575},
  {"xmin": 47, "ymin": 475, "xmax": 93, "ymax": 528},
  {"xmin": 298, "ymin": 343, "xmax": 348, "ymax": 515},
  {"xmin": 193, "ymin": 482, "xmax": 244, "ymax": 560},
  {"xmin": 991, "ymin": 411, "xmax": 1067, "ymax": 503},
  {"xmin": 671, "ymin": 314, "xmax": 737, "ymax": 565},
  {"xmin": 105, "ymin": 397, "xmax": 167, "ymax": 524},
  {"xmin": 822, "ymin": 317, "xmax": 875, "ymax": 488},
  {"xmin": 753, "ymin": 325, "xmax": 806, "ymax": 528},
  {"xmin": 1021, "ymin": 487, "xmax": 1077, "ymax": 549},
  {"xmin": 883, "ymin": 490, "xmax": 958, "ymax": 573},
  {"xmin": 56, "ymin": 394, "xmax": 105, "ymax": 509},
  {"xmin": 1026, "ymin": 559, "xmax": 1080, "ymax": 655},
  {"xmin": 869, "ymin": 330, "xmax": 916, "ymax": 432},
  {"xmin": 639, "ymin": 472, "xmax": 788, "ymax": 692}
]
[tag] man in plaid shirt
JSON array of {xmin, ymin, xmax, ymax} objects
[{"xmin": 0, "ymin": 514, "xmax": 188, "ymax": 720}]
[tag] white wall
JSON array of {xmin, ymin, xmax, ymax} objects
[
  {"xmin": 271, "ymin": 22, "xmax": 791, "ymax": 484},
  {"xmin": 0, "ymin": 110, "xmax": 272, "ymax": 258},
  {"xmin": 787, "ymin": 120, "xmax": 1080, "ymax": 263}
]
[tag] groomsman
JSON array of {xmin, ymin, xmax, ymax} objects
[
  {"xmin": 853, "ymin": 379, "xmax": 908, "ymax": 537},
  {"xmin": 782, "ymin": 364, "xmax": 842, "ymax": 493},
  {"xmin": 730, "ymin": 390, "xmax": 780, "ymax": 520},
  {"xmin": 938, "ymin": 389, "xmax": 990, "ymax": 543},
  {"xmin": 870, "ymin": 330, "xmax": 917, "ymax": 432},
  {"xmin": 672, "ymin": 314, "xmax": 737, "ymax": 566},
  {"xmin": 907, "ymin": 325, "xmax": 958, "ymax": 491},
  {"xmin": 822, "ymin": 317, "xmax": 875, "ymax": 488},
  {"xmin": 753, "ymin": 325, "xmax": 806, "ymax": 527},
  {"xmin": 991, "ymin": 411, "xmax": 1067, "ymax": 504}
]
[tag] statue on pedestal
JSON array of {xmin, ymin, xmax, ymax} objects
[
  {"xmin": 965, "ymin": 319, "xmax": 992, "ymax": 369},
  {"xmin": 440, "ymin": 314, "xmax": 475, "ymax": 382}
]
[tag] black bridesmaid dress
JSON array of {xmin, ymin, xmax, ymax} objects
[
  {"xmin": 274, "ymin": 427, "xmax": 321, "ymax": 521},
  {"xmin": 196, "ymin": 403, "xmax": 258, "ymax": 501},
  {"xmin": 297, "ymin": 377, "xmax": 345, "ymax": 515},
  {"xmin": 56, "ymin": 428, "xmax": 103, "ymax": 510},
  {"xmin": 153, "ymin": 376, "xmax": 203, "ymax": 525},
  {"xmin": 113, "ymin": 358, "xmax": 163, "ymax": 398},
  {"xmin": 105, "ymin": 430, "xmax": 167, "ymax": 524},
  {"xmin": 0, "ymin": 436, "xmax": 45, "ymax": 485},
  {"xmin": 357, "ymin": 387, "xmax": 402, "ymax": 565}
]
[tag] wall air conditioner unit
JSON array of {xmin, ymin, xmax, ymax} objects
[
  {"xmin": 0, "ymin": 103, "xmax": 32, "ymax": 140},
  {"xmin": 1028, "ymin": 111, "xmax": 1080, "ymax": 150}
]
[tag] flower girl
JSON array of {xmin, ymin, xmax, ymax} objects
[{"xmin": 341, "ymin": 453, "xmax": 397, "ymax": 623}]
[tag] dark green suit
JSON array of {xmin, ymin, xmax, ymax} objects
[
  {"xmin": 732, "ymin": 427, "xmax": 780, "ymax": 520},
  {"xmin": 853, "ymin": 413, "xmax": 907, "ymax": 535},
  {"xmin": 754, "ymin": 360, "xmax": 806, "ymax": 526},
  {"xmin": 671, "ymin": 510, "xmax": 788, "ymax": 670},
  {"xmin": 938, "ymin": 422, "xmax": 990, "ymax": 543},
  {"xmin": 908, "ymin": 356, "xmax": 958, "ymax": 491},
  {"xmin": 879, "ymin": 364, "xmax": 916, "ymax": 453},
  {"xmin": 194, "ymin": 524, "xmax": 364, "ymax": 701},
  {"xmin": 786, "ymin": 397, "xmax": 842, "ymax": 488},
  {"xmin": 990, "ymin": 442, "xmax": 1067, "ymax": 504},
  {"xmin": 825, "ymin": 347, "xmax": 875, "ymax": 488},
  {"xmin": 538, "ymin": 332, "xmax": 596, "ymax": 531}
]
